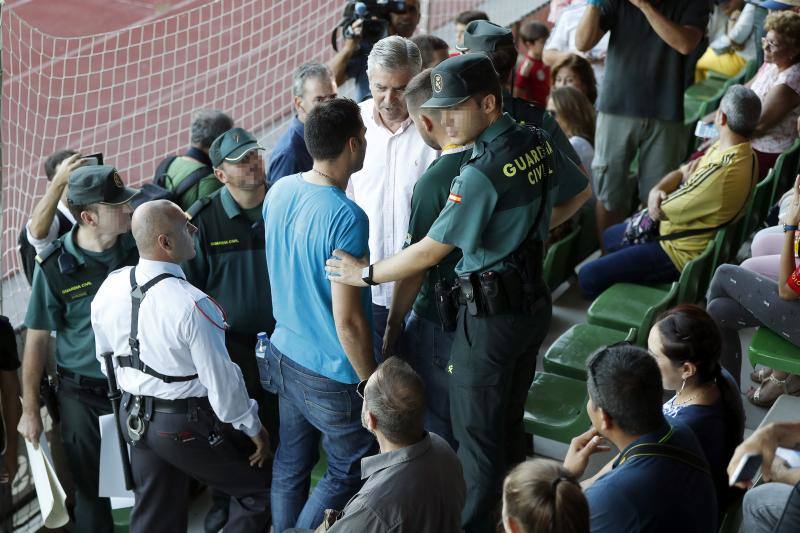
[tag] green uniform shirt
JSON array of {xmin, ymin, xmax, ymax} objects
[
  {"xmin": 183, "ymin": 187, "xmax": 275, "ymax": 337},
  {"xmin": 503, "ymin": 90, "xmax": 583, "ymax": 170},
  {"xmin": 167, "ymin": 156, "xmax": 223, "ymax": 211},
  {"xmin": 24, "ymin": 228, "xmax": 138, "ymax": 379},
  {"xmin": 428, "ymin": 113, "xmax": 588, "ymax": 275},
  {"xmin": 404, "ymin": 146, "xmax": 473, "ymax": 323}
]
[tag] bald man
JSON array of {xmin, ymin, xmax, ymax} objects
[{"xmin": 91, "ymin": 200, "xmax": 271, "ymax": 533}]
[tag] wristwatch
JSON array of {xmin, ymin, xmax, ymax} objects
[
  {"xmin": 361, "ymin": 265, "xmax": 378, "ymax": 286},
  {"xmin": 784, "ymin": 224, "xmax": 799, "ymax": 233}
]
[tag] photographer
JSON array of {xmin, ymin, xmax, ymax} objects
[{"xmin": 327, "ymin": 0, "xmax": 420, "ymax": 102}]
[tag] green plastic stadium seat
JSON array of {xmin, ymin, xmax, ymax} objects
[
  {"xmin": 748, "ymin": 328, "xmax": 800, "ymax": 376},
  {"xmin": 524, "ymin": 372, "xmax": 591, "ymax": 444},
  {"xmin": 113, "ymin": 507, "xmax": 132, "ymax": 532},
  {"xmin": 543, "ymin": 324, "xmax": 635, "ymax": 381},
  {"xmin": 685, "ymin": 77, "xmax": 727, "ymax": 101},
  {"xmin": 543, "ymin": 224, "xmax": 581, "ymax": 290}
]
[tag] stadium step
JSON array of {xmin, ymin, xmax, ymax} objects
[
  {"xmin": 748, "ymin": 328, "xmax": 800, "ymax": 376},
  {"xmin": 524, "ymin": 372, "xmax": 591, "ymax": 444},
  {"xmin": 543, "ymin": 324, "xmax": 636, "ymax": 381}
]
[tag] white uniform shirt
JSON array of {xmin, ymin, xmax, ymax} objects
[
  {"xmin": 91, "ymin": 258, "xmax": 260, "ymax": 437},
  {"xmin": 544, "ymin": 2, "xmax": 610, "ymax": 86},
  {"xmin": 348, "ymin": 99, "xmax": 438, "ymax": 308},
  {"xmin": 25, "ymin": 202, "xmax": 76, "ymax": 254}
]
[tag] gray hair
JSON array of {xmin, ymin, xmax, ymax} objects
[
  {"xmin": 190, "ymin": 109, "xmax": 234, "ymax": 150},
  {"xmin": 719, "ymin": 84, "xmax": 762, "ymax": 138},
  {"xmin": 292, "ymin": 62, "xmax": 333, "ymax": 98},
  {"xmin": 365, "ymin": 357, "xmax": 425, "ymax": 445},
  {"xmin": 367, "ymin": 35, "xmax": 422, "ymax": 78}
]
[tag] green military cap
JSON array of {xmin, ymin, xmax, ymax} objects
[
  {"xmin": 209, "ymin": 127, "xmax": 265, "ymax": 168},
  {"xmin": 458, "ymin": 20, "xmax": 513, "ymax": 52},
  {"xmin": 421, "ymin": 53, "xmax": 499, "ymax": 109},
  {"xmin": 68, "ymin": 165, "xmax": 138, "ymax": 205}
]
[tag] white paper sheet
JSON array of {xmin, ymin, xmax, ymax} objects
[
  {"xmin": 98, "ymin": 413, "xmax": 135, "ymax": 509},
  {"xmin": 25, "ymin": 434, "xmax": 69, "ymax": 528}
]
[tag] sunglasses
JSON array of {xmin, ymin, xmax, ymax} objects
[{"xmin": 587, "ymin": 341, "xmax": 632, "ymax": 413}]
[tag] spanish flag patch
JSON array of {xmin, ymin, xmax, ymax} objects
[{"xmin": 448, "ymin": 193, "xmax": 462, "ymax": 204}]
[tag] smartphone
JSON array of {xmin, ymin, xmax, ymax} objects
[
  {"xmin": 729, "ymin": 452, "xmax": 763, "ymax": 486},
  {"xmin": 80, "ymin": 152, "xmax": 104, "ymax": 166}
]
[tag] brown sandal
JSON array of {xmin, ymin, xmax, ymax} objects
[
  {"xmin": 751, "ymin": 367, "xmax": 773, "ymax": 384},
  {"xmin": 747, "ymin": 374, "xmax": 800, "ymax": 408}
]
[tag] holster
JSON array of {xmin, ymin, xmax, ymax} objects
[
  {"xmin": 434, "ymin": 278, "xmax": 460, "ymax": 331},
  {"xmin": 458, "ymin": 264, "xmax": 546, "ymax": 318}
]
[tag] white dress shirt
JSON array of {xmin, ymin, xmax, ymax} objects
[
  {"xmin": 25, "ymin": 202, "xmax": 76, "ymax": 254},
  {"xmin": 544, "ymin": 2, "xmax": 610, "ymax": 86},
  {"xmin": 348, "ymin": 99, "xmax": 438, "ymax": 308},
  {"xmin": 91, "ymin": 258, "xmax": 261, "ymax": 437}
]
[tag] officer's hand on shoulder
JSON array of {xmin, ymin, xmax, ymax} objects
[{"xmin": 248, "ymin": 425, "xmax": 272, "ymax": 468}]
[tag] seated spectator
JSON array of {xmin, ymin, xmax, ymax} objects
[
  {"xmin": 543, "ymin": 1, "xmax": 609, "ymax": 86},
  {"xmin": 695, "ymin": 0, "xmax": 758, "ymax": 81},
  {"xmin": 411, "ymin": 34, "xmax": 449, "ymax": 68},
  {"xmin": 729, "ymin": 420, "xmax": 800, "ymax": 533},
  {"xmin": 563, "ymin": 343, "xmax": 718, "ymax": 532},
  {"xmin": 293, "ymin": 357, "xmax": 465, "ymax": 533},
  {"xmin": 268, "ymin": 63, "xmax": 337, "ymax": 185},
  {"xmin": 547, "ymin": 85, "xmax": 596, "ymax": 175},
  {"xmin": 501, "ymin": 459, "xmax": 589, "ymax": 533},
  {"xmin": 513, "ymin": 22, "xmax": 551, "ymax": 107},
  {"xmin": 578, "ymin": 84, "xmax": 760, "ymax": 299},
  {"xmin": 707, "ymin": 174, "xmax": 800, "ymax": 403},
  {"xmin": 551, "ymin": 54, "xmax": 597, "ymax": 105},
  {"xmin": 650, "ymin": 305, "xmax": 745, "ymax": 506},
  {"xmin": 454, "ymin": 10, "xmax": 488, "ymax": 49},
  {"xmin": 19, "ymin": 150, "xmax": 81, "ymax": 284},
  {"xmin": 746, "ymin": 10, "xmax": 800, "ymax": 176}
]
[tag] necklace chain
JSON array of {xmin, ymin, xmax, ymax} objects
[{"xmin": 312, "ymin": 168, "xmax": 339, "ymax": 185}]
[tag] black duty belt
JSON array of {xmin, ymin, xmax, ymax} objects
[
  {"xmin": 57, "ymin": 366, "xmax": 107, "ymax": 390},
  {"xmin": 122, "ymin": 392, "xmax": 211, "ymax": 414},
  {"xmin": 457, "ymin": 269, "xmax": 546, "ymax": 317}
]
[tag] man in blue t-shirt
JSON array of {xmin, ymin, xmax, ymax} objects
[
  {"xmin": 262, "ymin": 98, "xmax": 376, "ymax": 533},
  {"xmin": 563, "ymin": 343, "xmax": 718, "ymax": 533}
]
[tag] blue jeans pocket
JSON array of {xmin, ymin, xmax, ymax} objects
[
  {"xmin": 302, "ymin": 385, "xmax": 352, "ymax": 428},
  {"xmin": 257, "ymin": 355, "xmax": 276, "ymax": 394}
]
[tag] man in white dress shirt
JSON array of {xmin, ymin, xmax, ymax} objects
[
  {"xmin": 91, "ymin": 200, "xmax": 271, "ymax": 533},
  {"xmin": 348, "ymin": 35, "xmax": 438, "ymax": 357}
]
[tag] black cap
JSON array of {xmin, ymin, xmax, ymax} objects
[
  {"xmin": 421, "ymin": 53, "xmax": 499, "ymax": 109},
  {"xmin": 458, "ymin": 20, "xmax": 513, "ymax": 52},
  {"xmin": 67, "ymin": 165, "xmax": 138, "ymax": 205}
]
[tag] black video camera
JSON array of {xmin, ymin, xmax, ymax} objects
[{"xmin": 333, "ymin": 0, "xmax": 407, "ymax": 50}]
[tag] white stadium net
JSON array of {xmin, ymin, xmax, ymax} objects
[{"xmin": 0, "ymin": 0, "xmax": 495, "ymax": 326}]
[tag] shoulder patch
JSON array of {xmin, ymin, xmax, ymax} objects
[
  {"xmin": 35, "ymin": 240, "xmax": 62, "ymax": 264},
  {"xmin": 186, "ymin": 196, "xmax": 212, "ymax": 220}
]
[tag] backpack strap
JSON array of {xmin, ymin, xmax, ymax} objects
[
  {"xmin": 620, "ymin": 442, "xmax": 712, "ymax": 476},
  {"xmin": 120, "ymin": 267, "xmax": 198, "ymax": 383},
  {"xmin": 153, "ymin": 155, "xmax": 178, "ymax": 187},
  {"xmin": 172, "ymin": 164, "xmax": 214, "ymax": 199}
]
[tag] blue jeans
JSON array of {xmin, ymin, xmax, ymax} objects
[
  {"xmin": 578, "ymin": 221, "xmax": 680, "ymax": 299},
  {"xmin": 371, "ymin": 303, "xmax": 389, "ymax": 362},
  {"xmin": 400, "ymin": 311, "xmax": 458, "ymax": 450},
  {"xmin": 258, "ymin": 343, "xmax": 376, "ymax": 533}
]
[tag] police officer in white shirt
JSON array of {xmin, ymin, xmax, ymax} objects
[{"xmin": 91, "ymin": 199, "xmax": 271, "ymax": 533}]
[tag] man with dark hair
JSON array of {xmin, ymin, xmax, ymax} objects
[
  {"xmin": 268, "ymin": 63, "xmax": 338, "ymax": 185},
  {"xmin": 19, "ymin": 150, "xmax": 82, "ymax": 284},
  {"xmin": 563, "ymin": 343, "xmax": 718, "ymax": 532},
  {"xmin": 18, "ymin": 165, "xmax": 139, "ymax": 533},
  {"xmin": 154, "ymin": 109, "xmax": 234, "ymax": 210},
  {"xmin": 263, "ymin": 98, "xmax": 377, "ymax": 532},
  {"xmin": 326, "ymin": 54, "xmax": 591, "ymax": 533},
  {"xmin": 454, "ymin": 10, "xmax": 489, "ymax": 48},
  {"xmin": 459, "ymin": 20, "xmax": 586, "ymax": 174},
  {"xmin": 381, "ymin": 68, "xmax": 469, "ymax": 450},
  {"xmin": 411, "ymin": 35, "xmax": 450, "ymax": 68},
  {"xmin": 183, "ymin": 127, "xmax": 277, "ymax": 532},
  {"xmin": 296, "ymin": 357, "xmax": 465, "ymax": 533}
]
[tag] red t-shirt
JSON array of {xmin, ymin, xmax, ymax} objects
[
  {"xmin": 787, "ymin": 266, "xmax": 800, "ymax": 295},
  {"xmin": 514, "ymin": 54, "xmax": 550, "ymax": 107}
]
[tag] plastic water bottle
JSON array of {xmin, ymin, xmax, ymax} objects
[{"xmin": 255, "ymin": 332, "xmax": 269, "ymax": 359}]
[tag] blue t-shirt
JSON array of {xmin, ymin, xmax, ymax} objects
[
  {"xmin": 586, "ymin": 420, "xmax": 717, "ymax": 533},
  {"xmin": 263, "ymin": 173, "xmax": 372, "ymax": 384},
  {"xmin": 267, "ymin": 117, "xmax": 313, "ymax": 186}
]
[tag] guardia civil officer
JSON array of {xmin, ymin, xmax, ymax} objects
[
  {"xmin": 91, "ymin": 199, "xmax": 272, "ymax": 533},
  {"xmin": 458, "ymin": 20, "xmax": 586, "ymax": 172},
  {"xmin": 17, "ymin": 165, "xmax": 139, "ymax": 532},
  {"xmin": 183, "ymin": 127, "xmax": 278, "ymax": 532},
  {"xmin": 325, "ymin": 54, "xmax": 592, "ymax": 533}
]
